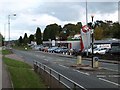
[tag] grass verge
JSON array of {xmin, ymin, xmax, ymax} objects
[
  {"xmin": 3, "ymin": 57, "xmax": 46, "ymax": 88},
  {"xmin": 2, "ymin": 49, "xmax": 13, "ymax": 55}
]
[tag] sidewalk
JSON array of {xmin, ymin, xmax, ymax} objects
[
  {"xmin": 2, "ymin": 61, "xmax": 12, "ymax": 89},
  {"xmin": 0, "ymin": 55, "xmax": 2, "ymax": 90}
]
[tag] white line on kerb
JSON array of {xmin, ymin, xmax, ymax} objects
[
  {"xmin": 99, "ymin": 78, "xmax": 120, "ymax": 86},
  {"xmin": 59, "ymin": 64, "xmax": 69, "ymax": 69},
  {"xmin": 73, "ymin": 69, "xmax": 90, "ymax": 76}
]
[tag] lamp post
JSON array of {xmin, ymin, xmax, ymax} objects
[
  {"xmin": 91, "ymin": 15, "xmax": 94, "ymax": 68},
  {"xmin": 8, "ymin": 14, "xmax": 16, "ymax": 48}
]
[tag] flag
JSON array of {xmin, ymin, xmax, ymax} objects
[{"xmin": 80, "ymin": 25, "xmax": 91, "ymax": 52}]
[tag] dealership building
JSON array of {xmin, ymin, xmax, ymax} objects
[{"xmin": 43, "ymin": 38, "xmax": 120, "ymax": 50}]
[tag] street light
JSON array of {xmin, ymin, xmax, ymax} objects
[
  {"xmin": 91, "ymin": 15, "xmax": 94, "ymax": 68},
  {"xmin": 8, "ymin": 14, "xmax": 16, "ymax": 48}
]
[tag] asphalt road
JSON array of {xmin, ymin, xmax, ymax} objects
[{"xmin": 12, "ymin": 49, "xmax": 119, "ymax": 89}]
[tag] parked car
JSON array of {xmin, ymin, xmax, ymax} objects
[
  {"xmin": 106, "ymin": 47, "xmax": 120, "ymax": 55},
  {"xmin": 60, "ymin": 47, "xmax": 69, "ymax": 54},
  {"xmin": 48, "ymin": 46, "xmax": 58, "ymax": 53},
  {"xmin": 54, "ymin": 48, "xmax": 63, "ymax": 53},
  {"xmin": 72, "ymin": 49, "xmax": 81, "ymax": 56},
  {"xmin": 93, "ymin": 48, "xmax": 107, "ymax": 54}
]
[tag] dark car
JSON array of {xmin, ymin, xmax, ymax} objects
[
  {"xmin": 106, "ymin": 48, "xmax": 120, "ymax": 55},
  {"xmin": 60, "ymin": 47, "xmax": 69, "ymax": 54}
]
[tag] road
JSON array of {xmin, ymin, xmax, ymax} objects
[{"xmin": 12, "ymin": 49, "xmax": 119, "ymax": 89}]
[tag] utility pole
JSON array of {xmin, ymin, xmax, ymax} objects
[
  {"xmin": 8, "ymin": 15, "xmax": 10, "ymax": 48},
  {"xmin": 91, "ymin": 15, "xmax": 94, "ymax": 68}
]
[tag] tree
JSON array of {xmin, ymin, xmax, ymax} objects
[
  {"xmin": 18, "ymin": 36, "xmax": 23, "ymax": 46},
  {"xmin": 43, "ymin": 23, "xmax": 61, "ymax": 41},
  {"xmin": 23, "ymin": 33, "xmax": 28, "ymax": 45},
  {"xmin": 35, "ymin": 27, "xmax": 42, "ymax": 45},
  {"xmin": 94, "ymin": 27, "xmax": 104, "ymax": 40},
  {"xmin": 112, "ymin": 22, "xmax": 120, "ymax": 39},
  {"xmin": 29, "ymin": 34, "xmax": 34, "ymax": 44},
  {"xmin": 43, "ymin": 26, "xmax": 50, "ymax": 41},
  {"xmin": 76, "ymin": 22, "xmax": 82, "ymax": 34},
  {"xmin": 0, "ymin": 33, "xmax": 4, "ymax": 46}
]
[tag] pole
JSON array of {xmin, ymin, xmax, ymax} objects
[
  {"xmin": 91, "ymin": 15, "xmax": 94, "ymax": 68},
  {"xmin": 8, "ymin": 15, "xmax": 10, "ymax": 48},
  {"xmin": 7, "ymin": 14, "xmax": 16, "ymax": 48}
]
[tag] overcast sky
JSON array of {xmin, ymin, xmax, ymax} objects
[{"xmin": 0, "ymin": 0, "xmax": 119, "ymax": 40}]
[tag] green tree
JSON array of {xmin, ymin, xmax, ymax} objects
[
  {"xmin": 94, "ymin": 27, "xmax": 104, "ymax": 40},
  {"xmin": 35, "ymin": 27, "xmax": 42, "ymax": 45},
  {"xmin": 43, "ymin": 23, "xmax": 61, "ymax": 41},
  {"xmin": 23, "ymin": 33, "xmax": 28, "ymax": 45},
  {"xmin": 112, "ymin": 22, "xmax": 120, "ymax": 39},
  {"xmin": 43, "ymin": 26, "xmax": 50, "ymax": 41},
  {"xmin": 76, "ymin": 22, "xmax": 82, "ymax": 34},
  {"xmin": 0, "ymin": 33, "xmax": 4, "ymax": 46},
  {"xmin": 29, "ymin": 34, "xmax": 34, "ymax": 44},
  {"xmin": 63, "ymin": 23, "xmax": 77, "ymax": 36},
  {"xmin": 18, "ymin": 36, "xmax": 23, "ymax": 46}
]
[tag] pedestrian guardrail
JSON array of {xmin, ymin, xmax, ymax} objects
[{"xmin": 33, "ymin": 60, "xmax": 87, "ymax": 90}]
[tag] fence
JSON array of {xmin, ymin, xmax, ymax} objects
[{"xmin": 33, "ymin": 60, "xmax": 87, "ymax": 90}]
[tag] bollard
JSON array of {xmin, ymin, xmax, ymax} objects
[
  {"xmin": 76, "ymin": 56, "xmax": 82, "ymax": 65},
  {"xmin": 93, "ymin": 57, "xmax": 99, "ymax": 68}
]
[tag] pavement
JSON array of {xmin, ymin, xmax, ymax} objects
[
  {"xmin": 0, "ymin": 55, "xmax": 2, "ymax": 90},
  {"xmin": 0, "ymin": 51, "xmax": 12, "ymax": 89},
  {"xmin": 2, "ymin": 62, "xmax": 12, "ymax": 89}
]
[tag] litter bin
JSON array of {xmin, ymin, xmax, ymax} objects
[
  {"xmin": 93, "ymin": 57, "xmax": 99, "ymax": 68},
  {"xmin": 76, "ymin": 56, "xmax": 82, "ymax": 65}
]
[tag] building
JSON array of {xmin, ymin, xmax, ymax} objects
[{"xmin": 43, "ymin": 38, "xmax": 120, "ymax": 50}]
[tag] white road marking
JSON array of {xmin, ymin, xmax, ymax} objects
[
  {"xmin": 44, "ymin": 59, "xmax": 48, "ymax": 61},
  {"xmin": 97, "ymin": 75, "xmax": 106, "ymax": 78},
  {"xmin": 103, "ymin": 67, "xmax": 118, "ymax": 72},
  {"xmin": 108, "ymin": 75, "xmax": 120, "ymax": 78},
  {"xmin": 99, "ymin": 78, "xmax": 120, "ymax": 86},
  {"xmin": 73, "ymin": 69, "xmax": 90, "ymax": 76},
  {"xmin": 59, "ymin": 64, "xmax": 69, "ymax": 69}
]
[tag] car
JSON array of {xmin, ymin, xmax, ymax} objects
[
  {"xmin": 60, "ymin": 47, "xmax": 69, "ymax": 54},
  {"xmin": 54, "ymin": 48, "xmax": 63, "ymax": 53},
  {"xmin": 93, "ymin": 48, "xmax": 107, "ymax": 54},
  {"xmin": 106, "ymin": 48, "xmax": 120, "ymax": 55},
  {"xmin": 48, "ymin": 46, "xmax": 58, "ymax": 53}
]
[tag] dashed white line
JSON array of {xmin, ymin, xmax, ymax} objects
[
  {"xmin": 97, "ymin": 75, "xmax": 106, "ymax": 78},
  {"xmin": 73, "ymin": 69, "xmax": 90, "ymax": 76},
  {"xmin": 99, "ymin": 78, "xmax": 120, "ymax": 86},
  {"xmin": 44, "ymin": 59, "xmax": 48, "ymax": 61},
  {"xmin": 58, "ymin": 64, "xmax": 69, "ymax": 69}
]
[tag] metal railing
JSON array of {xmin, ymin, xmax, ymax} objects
[{"xmin": 33, "ymin": 60, "xmax": 87, "ymax": 90}]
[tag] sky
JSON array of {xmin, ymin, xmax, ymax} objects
[{"xmin": 0, "ymin": 0, "xmax": 119, "ymax": 40}]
